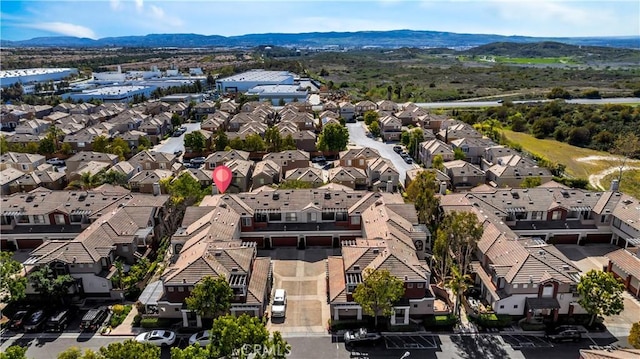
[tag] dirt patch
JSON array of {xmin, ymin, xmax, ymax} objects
[{"xmin": 574, "ymin": 156, "xmax": 640, "ymax": 190}]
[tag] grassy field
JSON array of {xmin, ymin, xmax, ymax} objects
[
  {"xmin": 602, "ymin": 170, "xmax": 640, "ymax": 199},
  {"xmin": 501, "ymin": 130, "xmax": 617, "ymax": 178},
  {"xmin": 495, "ymin": 56, "xmax": 579, "ymax": 64}
]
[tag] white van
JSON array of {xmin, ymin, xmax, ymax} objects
[{"xmin": 271, "ymin": 289, "xmax": 287, "ymax": 318}]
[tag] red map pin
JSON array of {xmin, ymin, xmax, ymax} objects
[{"xmin": 213, "ymin": 165, "xmax": 232, "ymax": 194}]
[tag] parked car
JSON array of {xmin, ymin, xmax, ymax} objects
[
  {"xmin": 404, "ymin": 157, "xmax": 413, "ymax": 164},
  {"xmin": 311, "ymin": 156, "xmax": 326, "ymax": 163},
  {"xmin": 393, "ymin": 145, "xmax": 403, "ymax": 153},
  {"xmin": 135, "ymin": 330, "xmax": 177, "ymax": 347},
  {"xmin": 44, "ymin": 309, "xmax": 73, "ymax": 332},
  {"xmin": 190, "ymin": 157, "xmax": 206, "ymax": 166},
  {"xmin": 173, "ymin": 150, "xmax": 183, "ymax": 156},
  {"xmin": 23, "ymin": 309, "xmax": 47, "ymax": 332},
  {"xmin": 80, "ymin": 307, "xmax": 108, "ymax": 331},
  {"xmin": 189, "ymin": 330, "xmax": 212, "ymax": 346},
  {"xmin": 46, "ymin": 157, "xmax": 65, "ymax": 166},
  {"xmin": 545, "ymin": 328, "xmax": 582, "ymax": 343},
  {"xmin": 271, "ymin": 288, "xmax": 287, "ymax": 318},
  {"xmin": 344, "ymin": 328, "xmax": 382, "ymax": 346},
  {"xmin": 8, "ymin": 310, "xmax": 31, "ymax": 331}
]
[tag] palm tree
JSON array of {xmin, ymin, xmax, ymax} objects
[
  {"xmin": 66, "ymin": 171, "xmax": 103, "ymax": 190},
  {"xmin": 46, "ymin": 124, "xmax": 65, "ymax": 152},
  {"xmin": 445, "ymin": 265, "xmax": 472, "ymax": 317}
]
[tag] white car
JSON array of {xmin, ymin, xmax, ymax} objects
[
  {"xmin": 135, "ymin": 330, "xmax": 176, "ymax": 346},
  {"xmin": 271, "ymin": 289, "xmax": 287, "ymax": 318},
  {"xmin": 189, "ymin": 330, "xmax": 212, "ymax": 346}
]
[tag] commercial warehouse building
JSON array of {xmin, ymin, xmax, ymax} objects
[
  {"xmin": 0, "ymin": 68, "xmax": 78, "ymax": 87},
  {"xmin": 216, "ymin": 70, "xmax": 295, "ymax": 93},
  {"xmin": 246, "ymin": 85, "xmax": 309, "ymax": 105}
]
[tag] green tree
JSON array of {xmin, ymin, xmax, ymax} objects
[
  {"xmin": 352, "ymin": 268, "xmax": 405, "ymax": 328},
  {"xmin": 46, "ymin": 124, "xmax": 65, "ymax": 151},
  {"xmin": 407, "ymin": 128, "xmax": 423, "ymax": 159},
  {"xmin": 432, "ymin": 155, "xmax": 444, "ymax": 172},
  {"xmin": 29, "ymin": 265, "xmax": 75, "ymax": 304},
  {"xmin": 629, "ymin": 321, "xmax": 640, "ymax": 349},
  {"xmin": 369, "ymin": 120, "xmax": 380, "ymax": 138},
  {"xmin": 185, "ymin": 131, "xmax": 207, "ymax": 153},
  {"xmin": 60, "ymin": 142, "xmax": 73, "ymax": 155},
  {"xmin": 611, "ymin": 133, "xmax": 640, "ymax": 184},
  {"xmin": 163, "ymin": 172, "xmax": 207, "ymax": 206},
  {"xmin": 92, "ymin": 135, "xmax": 109, "ymax": 153},
  {"xmin": 363, "ymin": 110, "xmax": 378, "ymax": 126},
  {"xmin": 38, "ymin": 137, "xmax": 56, "ymax": 155},
  {"xmin": 453, "ymin": 147, "xmax": 466, "ymax": 160},
  {"xmin": 185, "ymin": 275, "xmax": 233, "ymax": 318},
  {"xmin": 102, "ymin": 170, "xmax": 129, "ymax": 187},
  {"xmin": 24, "ymin": 142, "xmax": 39, "ymax": 154},
  {"xmin": 445, "ymin": 265, "xmax": 472, "ymax": 317},
  {"xmin": 317, "ymin": 123, "xmax": 349, "ymax": 152},
  {"xmin": 138, "ymin": 136, "xmax": 151, "ymax": 151},
  {"xmin": 0, "ymin": 135, "xmax": 9, "ymax": 154},
  {"xmin": 171, "ymin": 114, "xmax": 183, "ymax": 128},
  {"xmin": 57, "ymin": 346, "xmax": 97, "ymax": 359},
  {"xmin": 577, "ymin": 270, "xmax": 625, "ymax": 326},
  {"xmin": 108, "ymin": 138, "xmax": 131, "ymax": 159},
  {"xmin": 264, "ymin": 126, "xmax": 283, "ymax": 152},
  {"xmin": 98, "ymin": 340, "xmax": 160, "ymax": 359},
  {"xmin": 209, "ymin": 314, "xmax": 270, "ymax": 358},
  {"xmin": 170, "ymin": 345, "xmax": 214, "ymax": 359},
  {"xmin": 434, "ymin": 211, "xmax": 483, "ymax": 278},
  {"xmin": 0, "ymin": 345, "xmax": 27, "ymax": 359},
  {"xmin": 281, "ymin": 134, "xmax": 297, "ymax": 151},
  {"xmin": 67, "ymin": 171, "xmax": 103, "ymax": 190},
  {"xmin": 547, "ymin": 87, "xmax": 572, "ymax": 100},
  {"xmin": 244, "ymin": 134, "xmax": 266, "ymax": 152},
  {"xmin": 0, "ymin": 252, "xmax": 27, "ymax": 304},
  {"xmin": 508, "ymin": 112, "xmax": 528, "ymax": 132},
  {"xmin": 521, "ymin": 176, "xmax": 542, "ymax": 188},
  {"xmin": 405, "ymin": 170, "xmax": 440, "ymax": 232},
  {"xmin": 213, "ymin": 129, "xmax": 229, "ymax": 152}
]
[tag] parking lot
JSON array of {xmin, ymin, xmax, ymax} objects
[
  {"xmin": 501, "ymin": 334, "xmax": 553, "ymax": 349},
  {"xmin": 384, "ymin": 334, "xmax": 438, "ymax": 349}
]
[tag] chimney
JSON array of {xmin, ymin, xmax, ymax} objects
[
  {"xmin": 152, "ymin": 182, "xmax": 161, "ymax": 196},
  {"xmin": 610, "ymin": 179, "xmax": 620, "ymax": 192},
  {"xmin": 212, "ymin": 185, "xmax": 219, "ymax": 195},
  {"xmin": 439, "ymin": 181, "xmax": 447, "ymax": 195}
]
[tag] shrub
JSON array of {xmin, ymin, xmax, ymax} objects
[
  {"xmin": 132, "ymin": 314, "xmax": 142, "ymax": 327},
  {"xmin": 472, "ymin": 313, "xmax": 512, "ymax": 328},
  {"xmin": 424, "ymin": 314, "xmax": 458, "ymax": 330},
  {"xmin": 109, "ymin": 304, "xmax": 132, "ymax": 328},
  {"xmin": 140, "ymin": 317, "xmax": 159, "ymax": 328}
]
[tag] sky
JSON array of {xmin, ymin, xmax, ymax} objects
[{"xmin": 1, "ymin": 0, "xmax": 639, "ymax": 41}]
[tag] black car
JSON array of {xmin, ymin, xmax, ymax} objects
[
  {"xmin": 404, "ymin": 157, "xmax": 413, "ymax": 164},
  {"xmin": 44, "ymin": 309, "xmax": 73, "ymax": 332},
  {"xmin": 8, "ymin": 310, "xmax": 31, "ymax": 331},
  {"xmin": 545, "ymin": 328, "xmax": 582, "ymax": 343},
  {"xmin": 393, "ymin": 145, "xmax": 403, "ymax": 153},
  {"xmin": 23, "ymin": 309, "xmax": 47, "ymax": 332},
  {"xmin": 173, "ymin": 150, "xmax": 183, "ymax": 156},
  {"xmin": 80, "ymin": 307, "xmax": 109, "ymax": 332}
]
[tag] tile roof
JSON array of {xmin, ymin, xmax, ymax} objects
[
  {"xmin": 612, "ymin": 193, "xmax": 640, "ymax": 232},
  {"xmin": 606, "ymin": 248, "xmax": 640, "ymax": 280},
  {"xmin": 246, "ymin": 257, "xmax": 271, "ymax": 305},
  {"xmin": 327, "ymin": 256, "xmax": 347, "ymax": 302},
  {"xmin": 579, "ymin": 349, "xmax": 640, "ymax": 359}
]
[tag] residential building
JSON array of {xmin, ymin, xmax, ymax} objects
[
  {"xmin": 339, "ymin": 147, "xmax": 381, "ymax": 170},
  {"xmin": 205, "ymin": 150, "xmax": 251, "ymax": 170},
  {"xmin": 606, "ymin": 247, "xmax": 640, "ymax": 298},
  {"xmin": 0, "ymin": 152, "xmax": 46, "ymax": 172},
  {"xmin": 450, "ymin": 137, "xmax": 497, "ymax": 165},
  {"xmin": 65, "ymin": 151, "xmax": 118, "ymax": 174},
  {"xmin": 8, "ymin": 170, "xmax": 66, "ymax": 194},
  {"xmin": 379, "ymin": 115, "xmax": 402, "ymax": 141},
  {"xmin": 284, "ymin": 167, "xmax": 324, "ymax": 188},
  {"xmin": 367, "ymin": 157, "xmax": 400, "ymax": 192},
  {"xmin": 487, "ymin": 165, "xmax": 553, "ymax": 188},
  {"xmin": 1, "ymin": 168, "xmax": 24, "ymax": 195},
  {"xmin": 328, "ymin": 167, "xmax": 368, "ymax": 190},
  {"xmin": 443, "ymin": 160, "xmax": 485, "ymax": 191},
  {"xmin": 129, "ymin": 170, "xmax": 173, "ymax": 194},
  {"xmin": 251, "ymin": 160, "xmax": 281, "ymax": 189},
  {"xmin": 263, "ymin": 150, "xmax": 310, "ymax": 174},
  {"xmin": 405, "ymin": 168, "xmax": 450, "ymax": 193},
  {"xmin": 355, "ymin": 100, "xmax": 377, "ymax": 116},
  {"xmin": 339, "ymin": 102, "xmax": 356, "ymax": 121},
  {"xmin": 419, "ymin": 139, "xmax": 454, "ymax": 168},
  {"xmin": 128, "ymin": 150, "xmax": 180, "ymax": 173}
]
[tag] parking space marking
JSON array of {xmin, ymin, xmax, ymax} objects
[
  {"xmin": 383, "ymin": 334, "xmax": 438, "ymax": 350},
  {"xmin": 500, "ymin": 334, "xmax": 553, "ymax": 349}
]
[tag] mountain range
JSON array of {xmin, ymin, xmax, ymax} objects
[{"xmin": 1, "ymin": 30, "xmax": 638, "ymax": 49}]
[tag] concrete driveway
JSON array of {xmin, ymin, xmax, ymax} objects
[
  {"xmin": 555, "ymin": 244, "xmax": 640, "ymax": 345},
  {"xmin": 153, "ymin": 122, "xmax": 201, "ymax": 154},
  {"xmin": 263, "ymin": 248, "xmax": 336, "ymax": 337},
  {"xmin": 346, "ymin": 122, "xmax": 418, "ymax": 184}
]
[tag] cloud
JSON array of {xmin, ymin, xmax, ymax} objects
[
  {"xmin": 110, "ymin": 0, "xmax": 122, "ymax": 11},
  {"xmin": 149, "ymin": 5, "xmax": 183, "ymax": 27},
  {"xmin": 26, "ymin": 22, "xmax": 97, "ymax": 39},
  {"xmin": 135, "ymin": 0, "xmax": 144, "ymax": 12}
]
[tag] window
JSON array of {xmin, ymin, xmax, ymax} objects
[
  {"xmin": 542, "ymin": 284, "xmax": 554, "ymax": 297},
  {"xmin": 54, "ymin": 214, "xmax": 65, "ymax": 225},
  {"xmin": 533, "ymin": 284, "xmax": 538, "ymax": 288},
  {"xmin": 336, "ymin": 212, "xmax": 347, "ymax": 221},
  {"xmin": 286, "ymin": 212, "xmax": 297, "ymax": 222},
  {"xmin": 523, "ymin": 283, "xmax": 528, "ymax": 289},
  {"xmin": 122, "ymin": 245, "xmax": 129, "ymax": 252},
  {"xmin": 532, "ymin": 211, "xmax": 544, "ymax": 220},
  {"xmin": 255, "ymin": 213, "xmax": 268, "ymax": 223},
  {"xmin": 70, "ymin": 214, "xmax": 83, "ymax": 223},
  {"xmin": 168, "ymin": 287, "xmax": 175, "ymax": 292},
  {"xmin": 407, "ymin": 283, "xmax": 414, "ymax": 288},
  {"xmin": 241, "ymin": 217, "xmax": 251, "ymax": 226},
  {"xmin": 33, "ymin": 215, "xmax": 45, "ymax": 224},
  {"xmin": 499, "ymin": 305, "xmax": 504, "ymax": 309},
  {"xmin": 178, "ymin": 287, "xmax": 184, "ymax": 292},
  {"xmin": 21, "ymin": 164, "xmax": 29, "ymax": 171},
  {"xmin": 514, "ymin": 305, "xmax": 519, "ymax": 309},
  {"xmin": 17, "ymin": 215, "xmax": 29, "ymax": 224},
  {"xmin": 351, "ymin": 216, "xmax": 360, "ymax": 225},
  {"xmin": 269, "ymin": 213, "xmax": 282, "ymax": 221},
  {"xmin": 513, "ymin": 283, "xmax": 519, "ymax": 289},
  {"xmin": 78, "ymin": 142, "xmax": 85, "ymax": 147},
  {"xmin": 417, "ymin": 283, "xmax": 424, "ymax": 289},
  {"xmin": 322, "ymin": 212, "xmax": 335, "ymax": 221},
  {"xmin": 552, "ymin": 211, "xmax": 561, "ymax": 220}
]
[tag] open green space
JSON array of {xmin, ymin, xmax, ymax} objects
[
  {"xmin": 602, "ymin": 169, "xmax": 640, "ymax": 199},
  {"xmin": 495, "ymin": 56, "xmax": 579, "ymax": 64},
  {"xmin": 501, "ymin": 130, "xmax": 618, "ymax": 178}
]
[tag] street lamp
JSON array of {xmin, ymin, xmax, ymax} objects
[{"xmin": 400, "ymin": 352, "xmax": 410, "ymax": 359}]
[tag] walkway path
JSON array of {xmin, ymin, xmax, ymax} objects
[{"xmin": 575, "ymin": 156, "xmax": 640, "ymax": 190}]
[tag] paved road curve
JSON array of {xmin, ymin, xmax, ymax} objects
[
  {"xmin": 153, "ymin": 122, "xmax": 201, "ymax": 154},
  {"xmin": 346, "ymin": 122, "xmax": 417, "ymax": 185}
]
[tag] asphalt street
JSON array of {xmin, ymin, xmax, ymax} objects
[
  {"xmin": 153, "ymin": 122, "xmax": 201, "ymax": 155},
  {"xmin": 346, "ymin": 122, "xmax": 417, "ymax": 185}
]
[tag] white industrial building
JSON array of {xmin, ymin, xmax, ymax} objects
[
  {"xmin": 0, "ymin": 68, "xmax": 78, "ymax": 87},
  {"xmin": 62, "ymin": 85, "xmax": 155, "ymax": 103},
  {"xmin": 246, "ymin": 85, "xmax": 309, "ymax": 105},
  {"xmin": 216, "ymin": 70, "xmax": 295, "ymax": 93}
]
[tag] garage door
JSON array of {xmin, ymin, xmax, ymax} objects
[
  {"xmin": 271, "ymin": 236, "xmax": 298, "ymax": 247},
  {"xmin": 17, "ymin": 239, "xmax": 44, "ymax": 249},
  {"xmin": 306, "ymin": 236, "xmax": 332, "ymax": 247},
  {"xmin": 585, "ymin": 233, "xmax": 612, "ymax": 244},
  {"xmin": 547, "ymin": 234, "xmax": 578, "ymax": 245}
]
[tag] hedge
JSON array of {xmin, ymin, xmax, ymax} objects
[
  {"xmin": 424, "ymin": 314, "xmax": 458, "ymax": 329},
  {"xmin": 109, "ymin": 304, "xmax": 132, "ymax": 328},
  {"xmin": 472, "ymin": 313, "xmax": 512, "ymax": 328}
]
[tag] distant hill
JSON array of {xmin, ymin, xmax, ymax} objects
[
  {"xmin": 1, "ymin": 30, "xmax": 638, "ymax": 49},
  {"xmin": 463, "ymin": 41, "xmax": 640, "ymax": 61}
]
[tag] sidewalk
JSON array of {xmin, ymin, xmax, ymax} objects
[{"xmin": 105, "ymin": 305, "xmax": 142, "ymax": 336}]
